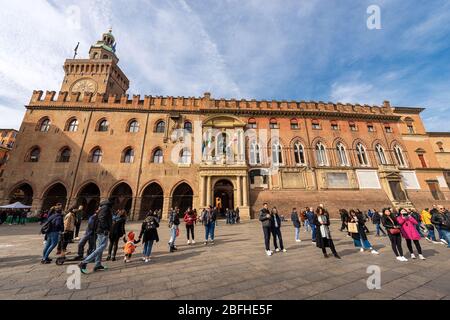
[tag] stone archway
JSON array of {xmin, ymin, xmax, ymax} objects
[
  {"xmin": 213, "ymin": 179, "xmax": 234, "ymax": 217},
  {"xmin": 140, "ymin": 183, "xmax": 164, "ymax": 220},
  {"xmin": 171, "ymin": 182, "xmax": 193, "ymax": 215},
  {"xmin": 76, "ymin": 183, "xmax": 101, "ymax": 218},
  {"xmin": 42, "ymin": 183, "xmax": 67, "ymax": 212},
  {"xmin": 110, "ymin": 183, "xmax": 133, "ymax": 214},
  {"xmin": 9, "ymin": 183, "xmax": 33, "ymax": 205}
]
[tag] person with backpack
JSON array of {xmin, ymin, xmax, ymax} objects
[
  {"xmin": 184, "ymin": 207, "xmax": 197, "ymax": 245},
  {"xmin": 106, "ymin": 209, "xmax": 127, "ymax": 261},
  {"xmin": 168, "ymin": 207, "xmax": 180, "ymax": 252},
  {"xmin": 78, "ymin": 199, "xmax": 113, "ymax": 274},
  {"xmin": 202, "ymin": 206, "xmax": 217, "ymax": 245},
  {"xmin": 41, "ymin": 204, "xmax": 64, "ymax": 264},
  {"xmin": 73, "ymin": 210, "xmax": 98, "ymax": 260},
  {"xmin": 291, "ymin": 207, "xmax": 301, "ymax": 243},
  {"xmin": 139, "ymin": 211, "xmax": 160, "ymax": 263}
]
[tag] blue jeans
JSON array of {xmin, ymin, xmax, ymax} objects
[
  {"xmin": 354, "ymin": 239, "xmax": 372, "ymax": 249},
  {"xmin": 426, "ymin": 225, "xmax": 436, "ymax": 241},
  {"xmin": 143, "ymin": 240, "xmax": 154, "ymax": 257},
  {"xmin": 375, "ymin": 223, "xmax": 386, "ymax": 236},
  {"xmin": 82, "ymin": 233, "xmax": 108, "ymax": 267},
  {"xmin": 311, "ymin": 224, "xmax": 316, "ymax": 242},
  {"xmin": 294, "ymin": 227, "xmax": 300, "ymax": 240},
  {"xmin": 304, "ymin": 220, "xmax": 310, "ymax": 232},
  {"xmin": 441, "ymin": 229, "xmax": 450, "ymax": 248},
  {"xmin": 169, "ymin": 226, "xmax": 177, "ymax": 246},
  {"xmin": 436, "ymin": 226, "xmax": 444, "ymax": 241},
  {"xmin": 42, "ymin": 232, "xmax": 60, "ymax": 260},
  {"xmin": 205, "ymin": 223, "xmax": 215, "ymax": 241}
]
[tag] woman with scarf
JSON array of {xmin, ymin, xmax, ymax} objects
[
  {"xmin": 106, "ymin": 209, "xmax": 127, "ymax": 261},
  {"xmin": 313, "ymin": 207, "xmax": 341, "ymax": 259}
]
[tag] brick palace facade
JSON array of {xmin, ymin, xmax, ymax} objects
[{"xmin": 1, "ymin": 30, "xmax": 449, "ymax": 220}]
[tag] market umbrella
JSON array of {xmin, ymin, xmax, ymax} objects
[{"xmin": 0, "ymin": 202, "xmax": 32, "ymax": 209}]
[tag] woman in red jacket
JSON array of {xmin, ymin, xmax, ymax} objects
[{"xmin": 184, "ymin": 208, "xmax": 197, "ymax": 245}]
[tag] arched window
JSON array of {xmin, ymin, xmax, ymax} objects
[
  {"xmin": 97, "ymin": 119, "xmax": 109, "ymax": 132},
  {"xmin": 375, "ymin": 144, "xmax": 388, "ymax": 165},
  {"xmin": 184, "ymin": 121, "xmax": 193, "ymax": 133},
  {"xmin": 57, "ymin": 147, "xmax": 71, "ymax": 163},
  {"xmin": 272, "ymin": 142, "xmax": 283, "ymax": 165},
  {"xmin": 394, "ymin": 145, "xmax": 407, "ymax": 167},
  {"xmin": 179, "ymin": 148, "xmax": 191, "ymax": 164},
  {"xmin": 315, "ymin": 142, "xmax": 328, "ymax": 166},
  {"xmin": 249, "ymin": 142, "xmax": 261, "ymax": 165},
  {"xmin": 127, "ymin": 120, "xmax": 139, "ymax": 133},
  {"xmin": 66, "ymin": 118, "xmax": 79, "ymax": 132},
  {"xmin": 89, "ymin": 147, "xmax": 103, "ymax": 163},
  {"xmin": 37, "ymin": 118, "xmax": 51, "ymax": 132},
  {"xmin": 290, "ymin": 119, "xmax": 299, "ymax": 130},
  {"xmin": 404, "ymin": 117, "xmax": 415, "ymax": 134},
  {"xmin": 437, "ymin": 142, "xmax": 444, "ymax": 152},
  {"xmin": 152, "ymin": 148, "xmax": 164, "ymax": 164},
  {"xmin": 27, "ymin": 147, "xmax": 41, "ymax": 162},
  {"xmin": 269, "ymin": 118, "xmax": 279, "ymax": 129},
  {"xmin": 336, "ymin": 143, "xmax": 349, "ymax": 166},
  {"xmin": 155, "ymin": 120, "xmax": 165, "ymax": 133},
  {"xmin": 248, "ymin": 118, "xmax": 257, "ymax": 129},
  {"xmin": 122, "ymin": 148, "xmax": 135, "ymax": 163},
  {"xmin": 293, "ymin": 142, "xmax": 306, "ymax": 165},
  {"xmin": 356, "ymin": 143, "xmax": 369, "ymax": 166}
]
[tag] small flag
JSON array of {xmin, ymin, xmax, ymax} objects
[{"xmin": 73, "ymin": 42, "xmax": 80, "ymax": 59}]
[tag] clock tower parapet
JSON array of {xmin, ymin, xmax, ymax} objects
[{"xmin": 60, "ymin": 29, "xmax": 129, "ymax": 97}]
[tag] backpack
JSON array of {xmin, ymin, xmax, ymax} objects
[
  {"xmin": 40, "ymin": 217, "xmax": 52, "ymax": 234},
  {"xmin": 145, "ymin": 218, "xmax": 156, "ymax": 231}
]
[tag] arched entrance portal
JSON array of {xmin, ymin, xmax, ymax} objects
[
  {"xmin": 214, "ymin": 179, "xmax": 234, "ymax": 217},
  {"xmin": 140, "ymin": 183, "xmax": 164, "ymax": 220},
  {"xmin": 77, "ymin": 183, "xmax": 101, "ymax": 218},
  {"xmin": 172, "ymin": 183, "xmax": 193, "ymax": 215},
  {"xmin": 110, "ymin": 183, "xmax": 133, "ymax": 214},
  {"xmin": 42, "ymin": 183, "xmax": 67, "ymax": 212},
  {"xmin": 9, "ymin": 184, "xmax": 33, "ymax": 205}
]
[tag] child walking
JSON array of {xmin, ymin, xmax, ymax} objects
[{"xmin": 123, "ymin": 231, "xmax": 140, "ymax": 263}]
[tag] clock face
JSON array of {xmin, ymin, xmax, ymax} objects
[{"xmin": 71, "ymin": 79, "xmax": 97, "ymax": 95}]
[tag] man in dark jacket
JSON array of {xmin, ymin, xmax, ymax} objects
[
  {"xmin": 305, "ymin": 208, "xmax": 316, "ymax": 242},
  {"xmin": 74, "ymin": 205, "xmax": 84, "ymax": 240},
  {"xmin": 79, "ymin": 200, "xmax": 113, "ymax": 273},
  {"xmin": 259, "ymin": 203, "xmax": 273, "ymax": 256},
  {"xmin": 432, "ymin": 205, "xmax": 450, "ymax": 246},
  {"xmin": 73, "ymin": 211, "xmax": 98, "ymax": 260},
  {"xmin": 168, "ymin": 208, "xmax": 181, "ymax": 251},
  {"xmin": 41, "ymin": 204, "xmax": 64, "ymax": 264},
  {"xmin": 291, "ymin": 208, "xmax": 301, "ymax": 242},
  {"xmin": 372, "ymin": 210, "xmax": 386, "ymax": 236}
]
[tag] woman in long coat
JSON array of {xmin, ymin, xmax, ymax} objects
[
  {"xmin": 106, "ymin": 209, "xmax": 127, "ymax": 261},
  {"xmin": 397, "ymin": 208, "xmax": 426, "ymax": 260},
  {"xmin": 348, "ymin": 209, "xmax": 379, "ymax": 255},
  {"xmin": 313, "ymin": 207, "xmax": 341, "ymax": 259},
  {"xmin": 139, "ymin": 211, "xmax": 160, "ymax": 263}
]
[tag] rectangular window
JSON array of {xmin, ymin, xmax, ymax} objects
[
  {"xmin": 407, "ymin": 125, "xmax": 415, "ymax": 134},
  {"xmin": 312, "ymin": 122, "xmax": 321, "ymax": 130},
  {"xmin": 248, "ymin": 123, "xmax": 257, "ymax": 129},
  {"xmin": 427, "ymin": 181, "xmax": 445, "ymax": 200},
  {"xmin": 418, "ymin": 154, "xmax": 427, "ymax": 168},
  {"xmin": 350, "ymin": 124, "xmax": 358, "ymax": 131},
  {"xmin": 367, "ymin": 125, "xmax": 375, "ymax": 132},
  {"xmin": 385, "ymin": 126, "xmax": 393, "ymax": 133},
  {"xmin": 270, "ymin": 123, "xmax": 279, "ymax": 129},
  {"xmin": 291, "ymin": 123, "xmax": 299, "ymax": 130},
  {"xmin": 331, "ymin": 124, "xmax": 339, "ymax": 131}
]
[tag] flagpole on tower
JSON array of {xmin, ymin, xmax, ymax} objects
[{"xmin": 73, "ymin": 42, "xmax": 80, "ymax": 59}]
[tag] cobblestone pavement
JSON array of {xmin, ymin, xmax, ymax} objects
[{"xmin": 0, "ymin": 220, "xmax": 449, "ymax": 300}]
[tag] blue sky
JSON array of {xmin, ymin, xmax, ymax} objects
[{"xmin": 0, "ymin": 0, "xmax": 449, "ymax": 130}]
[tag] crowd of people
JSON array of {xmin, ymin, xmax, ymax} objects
[
  {"xmin": 0, "ymin": 209, "xmax": 30, "ymax": 225},
  {"xmin": 38, "ymin": 199, "xmax": 231, "ymax": 273},
  {"xmin": 33, "ymin": 198, "xmax": 450, "ymax": 273},
  {"xmin": 259, "ymin": 204, "xmax": 449, "ymax": 261}
]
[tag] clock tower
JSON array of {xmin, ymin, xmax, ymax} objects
[{"xmin": 60, "ymin": 29, "xmax": 129, "ymax": 97}]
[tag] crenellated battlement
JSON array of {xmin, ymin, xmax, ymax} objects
[{"xmin": 28, "ymin": 90, "xmax": 394, "ymax": 117}]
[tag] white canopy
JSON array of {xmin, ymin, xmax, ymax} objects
[{"xmin": 0, "ymin": 202, "xmax": 32, "ymax": 209}]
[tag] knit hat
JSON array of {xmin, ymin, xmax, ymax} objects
[{"xmin": 127, "ymin": 231, "xmax": 135, "ymax": 241}]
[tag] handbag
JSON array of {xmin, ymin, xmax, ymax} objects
[
  {"xmin": 389, "ymin": 228, "xmax": 401, "ymax": 235},
  {"xmin": 347, "ymin": 222, "xmax": 358, "ymax": 234}
]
